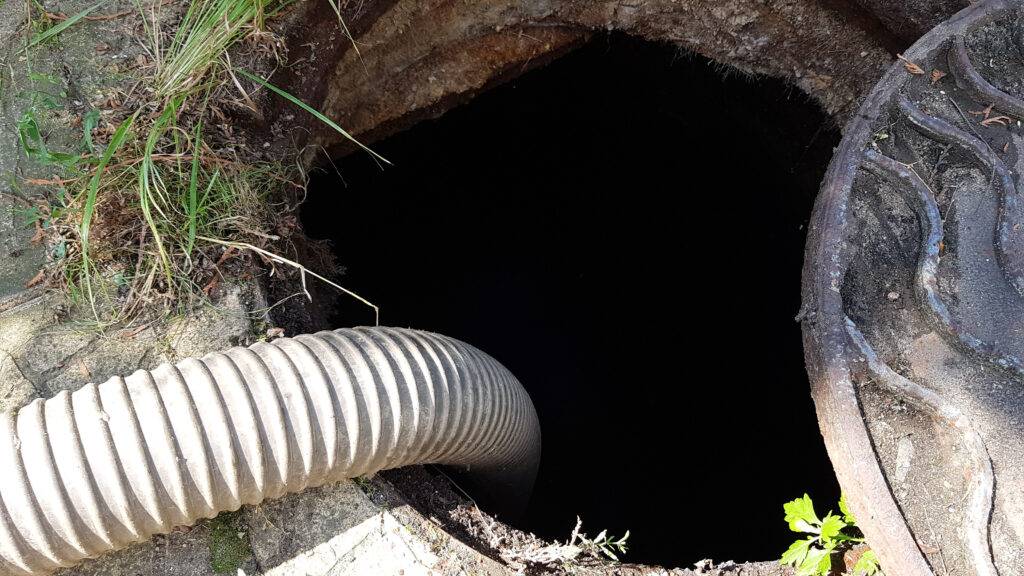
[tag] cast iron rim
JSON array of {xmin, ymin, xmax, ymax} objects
[{"xmin": 801, "ymin": 1, "xmax": 1020, "ymax": 574}]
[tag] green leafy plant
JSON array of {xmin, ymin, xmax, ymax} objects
[
  {"xmin": 15, "ymin": 74, "xmax": 86, "ymax": 168},
  {"xmin": 780, "ymin": 494, "xmax": 882, "ymax": 576},
  {"xmin": 851, "ymin": 550, "xmax": 881, "ymax": 576}
]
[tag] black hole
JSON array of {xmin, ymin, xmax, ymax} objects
[{"xmin": 301, "ymin": 33, "xmax": 841, "ymax": 567}]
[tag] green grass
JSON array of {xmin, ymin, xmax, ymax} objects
[
  {"xmin": 158, "ymin": 0, "xmax": 264, "ymax": 98},
  {"xmin": 20, "ymin": 0, "xmax": 381, "ymax": 324},
  {"xmin": 22, "ymin": 2, "xmax": 105, "ymax": 52},
  {"xmin": 237, "ymin": 68, "xmax": 386, "ymax": 163},
  {"xmin": 138, "ymin": 98, "xmax": 185, "ymax": 285},
  {"xmin": 80, "ymin": 113, "xmax": 137, "ymax": 315},
  {"xmin": 186, "ymin": 120, "xmax": 203, "ymax": 256}
]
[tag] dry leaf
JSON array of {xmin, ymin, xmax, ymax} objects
[
  {"xmin": 76, "ymin": 359, "xmax": 92, "ymax": 379},
  {"xmin": 25, "ymin": 269, "xmax": 45, "ymax": 289},
  {"xmin": 30, "ymin": 220, "xmax": 45, "ymax": 245},
  {"xmin": 898, "ymin": 54, "xmax": 926, "ymax": 75},
  {"xmin": 202, "ymin": 276, "xmax": 221, "ymax": 296},
  {"xmin": 982, "ymin": 115, "xmax": 1012, "ymax": 127},
  {"xmin": 970, "ymin": 103, "xmax": 995, "ymax": 120},
  {"xmin": 930, "ymin": 69, "xmax": 947, "ymax": 84},
  {"xmin": 25, "ymin": 177, "xmax": 71, "ymax": 186},
  {"xmin": 215, "ymin": 246, "xmax": 237, "ymax": 266}
]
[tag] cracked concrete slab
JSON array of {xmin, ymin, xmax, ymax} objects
[{"xmin": 56, "ymin": 478, "xmax": 514, "ymax": 576}]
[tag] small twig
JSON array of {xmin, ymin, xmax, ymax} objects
[
  {"xmin": 24, "ymin": 269, "xmax": 46, "ymax": 289},
  {"xmin": 120, "ymin": 321, "xmax": 152, "ymax": 339},
  {"xmin": 100, "ymin": 152, "xmax": 240, "ymax": 173},
  {"xmin": 215, "ymin": 246, "xmax": 237, "ymax": 266},
  {"xmin": 0, "ymin": 287, "xmax": 44, "ymax": 315},
  {"xmin": 223, "ymin": 51, "xmax": 259, "ymax": 112},
  {"xmin": 197, "ymin": 235, "xmax": 379, "ymax": 325},
  {"xmin": 43, "ymin": 2, "xmax": 157, "ymax": 23},
  {"xmin": 981, "ymin": 115, "xmax": 1012, "ymax": 127},
  {"xmin": 0, "ymin": 189, "xmax": 35, "ymax": 207},
  {"xmin": 22, "ymin": 176, "xmax": 78, "ymax": 186}
]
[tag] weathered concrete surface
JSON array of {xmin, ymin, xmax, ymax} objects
[
  {"xmin": 0, "ymin": 0, "xmax": 154, "ymax": 299},
  {"xmin": 0, "ymin": 4, "xmax": 48, "ymax": 299},
  {"xmin": 0, "ymin": 286, "xmax": 254, "ymax": 413},
  {"xmin": 56, "ymin": 478, "xmax": 514, "ymax": 576}
]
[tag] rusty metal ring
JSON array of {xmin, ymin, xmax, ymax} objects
[{"xmin": 802, "ymin": 1, "xmax": 1024, "ymax": 574}]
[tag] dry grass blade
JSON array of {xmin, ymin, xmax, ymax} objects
[
  {"xmin": 158, "ymin": 0, "xmax": 264, "ymax": 97},
  {"xmin": 898, "ymin": 54, "xmax": 926, "ymax": 75},
  {"xmin": 22, "ymin": 2, "xmax": 106, "ymax": 52},
  {"xmin": 197, "ymin": 235, "xmax": 379, "ymax": 324},
  {"xmin": 325, "ymin": 0, "xmax": 361, "ymax": 59}
]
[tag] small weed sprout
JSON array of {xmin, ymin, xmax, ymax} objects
[
  {"xmin": 497, "ymin": 516, "xmax": 628, "ymax": 571},
  {"xmin": 780, "ymin": 493, "xmax": 882, "ymax": 576},
  {"xmin": 575, "ymin": 522, "xmax": 630, "ymax": 562}
]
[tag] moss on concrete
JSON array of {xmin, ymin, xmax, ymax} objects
[{"xmin": 207, "ymin": 512, "xmax": 252, "ymax": 574}]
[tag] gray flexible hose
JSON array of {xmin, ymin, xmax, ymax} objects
[{"xmin": 0, "ymin": 327, "xmax": 541, "ymax": 576}]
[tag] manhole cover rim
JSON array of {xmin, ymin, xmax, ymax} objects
[{"xmin": 801, "ymin": 1, "xmax": 1013, "ymax": 575}]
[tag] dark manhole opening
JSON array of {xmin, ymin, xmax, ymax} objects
[{"xmin": 301, "ymin": 33, "xmax": 841, "ymax": 567}]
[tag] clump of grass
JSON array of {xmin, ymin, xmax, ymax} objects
[
  {"xmin": 157, "ymin": 0, "xmax": 269, "ymax": 98},
  {"xmin": 60, "ymin": 132, "xmax": 291, "ymax": 320},
  {"xmin": 78, "ymin": 112, "xmax": 138, "ymax": 317},
  {"xmin": 21, "ymin": 0, "xmax": 379, "ymax": 325}
]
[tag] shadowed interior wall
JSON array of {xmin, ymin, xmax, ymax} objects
[{"xmin": 301, "ymin": 34, "xmax": 842, "ymax": 565}]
